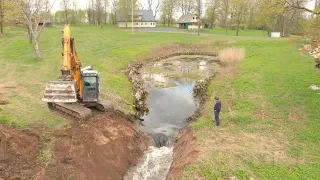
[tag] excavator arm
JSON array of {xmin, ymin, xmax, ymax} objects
[{"xmin": 43, "ymin": 25, "xmax": 83, "ymax": 103}]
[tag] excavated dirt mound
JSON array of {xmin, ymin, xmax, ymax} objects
[
  {"xmin": 167, "ymin": 127, "xmax": 199, "ymax": 180},
  {"xmin": 0, "ymin": 125, "xmax": 41, "ymax": 180},
  {"xmin": 42, "ymin": 113, "xmax": 150, "ymax": 180},
  {"xmin": 0, "ymin": 112, "xmax": 149, "ymax": 180}
]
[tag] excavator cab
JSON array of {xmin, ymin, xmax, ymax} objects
[{"xmin": 81, "ymin": 66, "xmax": 100, "ymax": 102}]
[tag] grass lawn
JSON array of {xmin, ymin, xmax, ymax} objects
[
  {"xmin": 203, "ymin": 27, "xmax": 269, "ymax": 37},
  {"xmin": 182, "ymin": 36, "xmax": 320, "ymax": 179},
  {"xmin": 0, "ymin": 25, "xmax": 206, "ymax": 128}
]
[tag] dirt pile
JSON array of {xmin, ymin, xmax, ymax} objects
[
  {"xmin": 0, "ymin": 125, "xmax": 41, "ymax": 180},
  {"xmin": 42, "ymin": 113, "xmax": 150, "ymax": 180},
  {"xmin": 0, "ymin": 112, "xmax": 149, "ymax": 180},
  {"xmin": 166, "ymin": 127, "xmax": 199, "ymax": 180}
]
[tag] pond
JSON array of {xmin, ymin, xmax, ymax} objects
[{"xmin": 125, "ymin": 55, "xmax": 219, "ymax": 180}]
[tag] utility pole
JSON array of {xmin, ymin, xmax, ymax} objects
[{"xmin": 131, "ymin": 0, "xmax": 134, "ymax": 34}]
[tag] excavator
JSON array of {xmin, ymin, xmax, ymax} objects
[{"xmin": 42, "ymin": 25, "xmax": 112, "ymax": 120}]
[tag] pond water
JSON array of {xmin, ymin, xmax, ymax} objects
[{"xmin": 125, "ymin": 55, "xmax": 219, "ymax": 180}]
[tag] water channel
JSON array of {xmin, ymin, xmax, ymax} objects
[{"xmin": 125, "ymin": 55, "xmax": 219, "ymax": 180}]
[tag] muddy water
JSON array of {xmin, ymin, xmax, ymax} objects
[{"xmin": 126, "ymin": 55, "xmax": 219, "ymax": 180}]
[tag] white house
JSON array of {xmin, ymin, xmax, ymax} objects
[
  {"xmin": 116, "ymin": 10, "xmax": 156, "ymax": 28},
  {"xmin": 176, "ymin": 14, "xmax": 202, "ymax": 30}
]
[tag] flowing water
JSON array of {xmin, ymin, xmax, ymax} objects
[{"xmin": 126, "ymin": 55, "xmax": 219, "ymax": 180}]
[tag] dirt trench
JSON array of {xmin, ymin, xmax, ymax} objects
[
  {"xmin": 0, "ymin": 112, "xmax": 150, "ymax": 180},
  {"xmin": 166, "ymin": 127, "xmax": 199, "ymax": 180}
]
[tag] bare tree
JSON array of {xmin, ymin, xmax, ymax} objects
[
  {"xmin": 196, "ymin": 0, "xmax": 202, "ymax": 36},
  {"xmin": 154, "ymin": 0, "xmax": 160, "ymax": 18},
  {"xmin": 104, "ymin": 0, "xmax": 108, "ymax": 24},
  {"xmin": 96, "ymin": 0, "xmax": 104, "ymax": 27},
  {"xmin": 118, "ymin": 0, "xmax": 137, "ymax": 27},
  {"xmin": 0, "ymin": 0, "xmax": 4, "ymax": 35},
  {"xmin": 138, "ymin": 0, "xmax": 144, "ymax": 9},
  {"xmin": 147, "ymin": 0, "xmax": 161, "ymax": 18},
  {"xmin": 285, "ymin": 0, "xmax": 320, "ymax": 15},
  {"xmin": 60, "ymin": 0, "xmax": 71, "ymax": 24},
  {"xmin": 179, "ymin": 0, "xmax": 194, "ymax": 15},
  {"xmin": 221, "ymin": 0, "xmax": 229, "ymax": 35},
  {"xmin": 205, "ymin": 0, "xmax": 219, "ymax": 28},
  {"xmin": 14, "ymin": 0, "xmax": 55, "ymax": 60},
  {"xmin": 161, "ymin": 0, "xmax": 176, "ymax": 26}
]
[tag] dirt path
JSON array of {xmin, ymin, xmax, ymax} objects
[{"xmin": 0, "ymin": 112, "xmax": 150, "ymax": 180}]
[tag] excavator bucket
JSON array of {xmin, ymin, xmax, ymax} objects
[{"xmin": 42, "ymin": 81, "xmax": 77, "ymax": 103}]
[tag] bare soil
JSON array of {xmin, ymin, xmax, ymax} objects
[
  {"xmin": 0, "ymin": 125, "xmax": 41, "ymax": 180},
  {"xmin": 166, "ymin": 127, "xmax": 199, "ymax": 180},
  {"xmin": 0, "ymin": 99, "xmax": 8, "ymax": 105},
  {"xmin": 0, "ymin": 112, "xmax": 150, "ymax": 180}
]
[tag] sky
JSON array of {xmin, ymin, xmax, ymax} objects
[{"xmin": 51, "ymin": 0, "xmax": 317, "ymax": 14}]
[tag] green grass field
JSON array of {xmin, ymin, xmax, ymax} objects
[
  {"xmin": 183, "ymin": 35, "xmax": 320, "ymax": 179},
  {"xmin": 203, "ymin": 27, "xmax": 269, "ymax": 37},
  {"xmin": 0, "ymin": 25, "xmax": 319, "ymax": 179}
]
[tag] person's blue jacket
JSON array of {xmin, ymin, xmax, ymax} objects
[{"xmin": 214, "ymin": 101, "xmax": 221, "ymax": 112}]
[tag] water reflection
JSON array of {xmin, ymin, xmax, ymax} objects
[{"xmin": 142, "ymin": 79, "xmax": 197, "ymax": 143}]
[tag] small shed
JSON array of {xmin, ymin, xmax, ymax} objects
[{"xmin": 176, "ymin": 14, "xmax": 202, "ymax": 30}]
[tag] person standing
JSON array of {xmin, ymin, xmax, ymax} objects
[{"xmin": 214, "ymin": 97, "xmax": 222, "ymax": 126}]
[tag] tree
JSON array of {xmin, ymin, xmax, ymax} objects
[
  {"xmin": 13, "ymin": 0, "xmax": 55, "ymax": 60},
  {"xmin": 204, "ymin": 0, "xmax": 219, "ymax": 28},
  {"xmin": 154, "ymin": 0, "xmax": 160, "ymax": 18},
  {"xmin": 104, "ymin": 0, "xmax": 108, "ymax": 24},
  {"xmin": 231, "ymin": 0, "xmax": 249, "ymax": 36},
  {"xmin": 196, "ymin": 0, "xmax": 202, "ymax": 36},
  {"xmin": 0, "ymin": 0, "xmax": 4, "ymax": 35},
  {"xmin": 118, "ymin": 0, "xmax": 137, "ymax": 27},
  {"xmin": 161, "ymin": 0, "xmax": 176, "ymax": 26},
  {"xmin": 60, "ymin": 0, "xmax": 71, "ymax": 24},
  {"xmin": 178, "ymin": 0, "xmax": 194, "ymax": 15},
  {"xmin": 147, "ymin": 0, "xmax": 161, "ymax": 18},
  {"xmin": 110, "ymin": 0, "xmax": 119, "ymax": 24},
  {"xmin": 95, "ymin": 0, "xmax": 104, "ymax": 27},
  {"xmin": 220, "ymin": 0, "xmax": 229, "ymax": 34},
  {"xmin": 285, "ymin": 0, "xmax": 320, "ymax": 15}
]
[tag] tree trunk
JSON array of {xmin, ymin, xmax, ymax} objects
[
  {"xmin": 27, "ymin": 26, "xmax": 32, "ymax": 43},
  {"xmin": 198, "ymin": 21, "xmax": 200, "ymax": 36},
  {"xmin": 0, "ymin": 0, "xmax": 3, "ymax": 35},
  {"xmin": 33, "ymin": 35, "xmax": 41, "ymax": 60}
]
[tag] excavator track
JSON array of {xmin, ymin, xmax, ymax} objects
[{"xmin": 48, "ymin": 102, "xmax": 92, "ymax": 120}]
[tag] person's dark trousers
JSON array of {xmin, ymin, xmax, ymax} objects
[{"xmin": 215, "ymin": 111, "xmax": 220, "ymax": 126}]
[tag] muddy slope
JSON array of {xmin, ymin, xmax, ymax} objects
[
  {"xmin": 0, "ymin": 112, "xmax": 149, "ymax": 180},
  {"xmin": 43, "ymin": 113, "xmax": 149, "ymax": 180},
  {"xmin": 0, "ymin": 125, "xmax": 41, "ymax": 180},
  {"xmin": 166, "ymin": 127, "xmax": 199, "ymax": 180}
]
